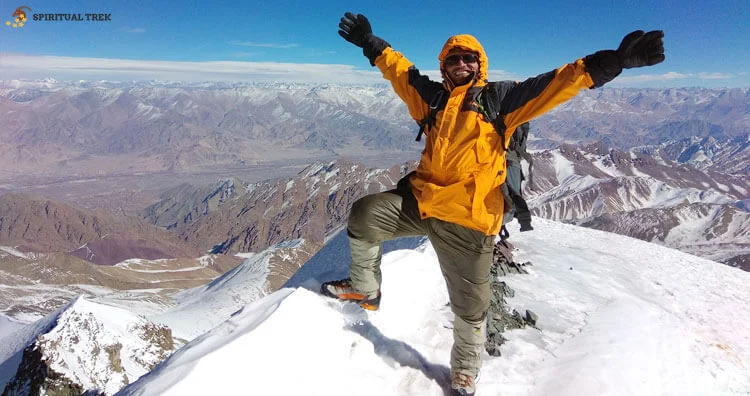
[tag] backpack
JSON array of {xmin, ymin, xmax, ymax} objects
[{"xmin": 416, "ymin": 83, "xmax": 534, "ymax": 239}]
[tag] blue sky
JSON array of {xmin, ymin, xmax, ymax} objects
[{"xmin": 0, "ymin": 0, "xmax": 748, "ymax": 87}]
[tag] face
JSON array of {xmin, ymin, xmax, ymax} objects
[{"xmin": 443, "ymin": 49, "xmax": 479, "ymax": 86}]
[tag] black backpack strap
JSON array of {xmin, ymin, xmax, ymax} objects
[
  {"xmin": 416, "ymin": 90, "xmax": 446, "ymax": 142},
  {"xmin": 476, "ymin": 82, "xmax": 508, "ymax": 150}
]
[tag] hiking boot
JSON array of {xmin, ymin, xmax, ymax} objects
[
  {"xmin": 320, "ymin": 278, "xmax": 381, "ymax": 311},
  {"xmin": 450, "ymin": 371, "xmax": 476, "ymax": 396}
]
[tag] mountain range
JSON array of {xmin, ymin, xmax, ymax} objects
[
  {"xmin": 1, "ymin": 79, "xmax": 749, "ymax": 394},
  {"xmin": 525, "ymin": 141, "xmax": 749, "ymax": 269},
  {"xmin": 1, "ymin": 80, "xmax": 748, "ymax": 178}
]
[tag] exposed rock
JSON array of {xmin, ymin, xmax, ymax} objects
[
  {"xmin": 485, "ymin": 240, "xmax": 534, "ymax": 357},
  {"xmin": 1, "ymin": 343, "xmax": 90, "ymax": 396}
]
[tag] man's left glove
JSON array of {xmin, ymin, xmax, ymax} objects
[
  {"xmin": 338, "ymin": 12, "xmax": 390, "ymax": 66},
  {"xmin": 617, "ymin": 30, "xmax": 665, "ymax": 68},
  {"xmin": 584, "ymin": 29, "xmax": 665, "ymax": 88}
]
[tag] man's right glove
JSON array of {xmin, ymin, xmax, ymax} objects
[
  {"xmin": 338, "ymin": 12, "xmax": 390, "ymax": 66},
  {"xmin": 584, "ymin": 29, "xmax": 665, "ymax": 88}
]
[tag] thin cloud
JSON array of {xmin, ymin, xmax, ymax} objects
[
  {"xmin": 122, "ymin": 27, "xmax": 146, "ymax": 33},
  {"xmin": 0, "ymin": 54, "xmax": 736, "ymax": 87},
  {"xmin": 0, "ymin": 54, "xmax": 383, "ymax": 84},
  {"xmin": 616, "ymin": 71, "xmax": 732, "ymax": 84},
  {"xmin": 697, "ymin": 72, "xmax": 732, "ymax": 80},
  {"xmin": 229, "ymin": 41, "xmax": 299, "ymax": 49}
]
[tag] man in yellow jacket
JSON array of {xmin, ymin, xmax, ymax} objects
[{"xmin": 322, "ymin": 12, "xmax": 664, "ymax": 395}]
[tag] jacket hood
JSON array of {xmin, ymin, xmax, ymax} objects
[{"xmin": 439, "ymin": 34, "xmax": 489, "ymax": 88}]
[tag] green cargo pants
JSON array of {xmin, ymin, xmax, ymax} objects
[{"xmin": 347, "ymin": 180, "xmax": 495, "ymax": 377}]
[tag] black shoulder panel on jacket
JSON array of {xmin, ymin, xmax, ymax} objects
[
  {"xmin": 477, "ymin": 73, "xmax": 553, "ymax": 135},
  {"xmin": 408, "ymin": 66, "xmax": 446, "ymax": 106},
  {"xmin": 495, "ymin": 72, "xmax": 556, "ymax": 117}
]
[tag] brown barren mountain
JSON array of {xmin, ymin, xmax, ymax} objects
[{"xmin": 0, "ymin": 192, "xmax": 199, "ymax": 263}]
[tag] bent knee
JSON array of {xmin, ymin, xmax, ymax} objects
[
  {"xmin": 348, "ymin": 194, "xmax": 386, "ymax": 240},
  {"xmin": 451, "ymin": 282, "xmax": 490, "ymax": 323},
  {"xmin": 348, "ymin": 192, "xmax": 405, "ymax": 241}
]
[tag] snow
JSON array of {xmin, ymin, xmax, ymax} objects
[
  {"xmin": 119, "ymin": 219, "xmax": 750, "ymax": 396},
  {"xmin": 0, "ymin": 314, "xmax": 24, "ymax": 338},
  {"xmin": 551, "ymin": 150, "xmax": 577, "ymax": 184},
  {"xmin": 587, "ymin": 153, "xmax": 626, "ymax": 177},
  {"xmin": 114, "ymin": 258, "xmax": 204, "ymax": 273},
  {"xmin": 2, "ymin": 294, "xmax": 175, "ymax": 393},
  {"xmin": 150, "ymin": 240, "xmax": 306, "ymax": 340},
  {"xmin": 37, "ymin": 297, "xmax": 169, "ymax": 395},
  {"xmin": 0, "ymin": 246, "xmax": 33, "ymax": 260},
  {"xmin": 0, "ymin": 304, "xmax": 62, "ymax": 390}
]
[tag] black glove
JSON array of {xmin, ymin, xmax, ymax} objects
[
  {"xmin": 338, "ymin": 12, "xmax": 390, "ymax": 66},
  {"xmin": 338, "ymin": 12, "xmax": 372, "ymax": 48},
  {"xmin": 617, "ymin": 30, "xmax": 665, "ymax": 68},
  {"xmin": 584, "ymin": 29, "xmax": 665, "ymax": 88}
]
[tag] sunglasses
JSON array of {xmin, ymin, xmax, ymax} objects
[{"xmin": 444, "ymin": 53, "xmax": 478, "ymax": 66}]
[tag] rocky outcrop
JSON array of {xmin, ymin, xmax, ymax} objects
[
  {"xmin": 140, "ymin": 178, "xmax": 245, "ymax": 230},
  {"xmin": 2, "ymin": 297, "xmax": 175, "ymax": 396},
  {"xmin": 485, "ymin": 240, "xmax": 537, "ymax": 357},
  {"xmin": 2, "ymin": 343, "xmax": 86, "ymax": 396}
]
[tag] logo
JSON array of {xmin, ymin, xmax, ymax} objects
[
  {"xmin": 6, "ymin": 6, "xmax": 30, "ymax": 28},
  {"xmin": 5, "ymin": 5, "xmax": 113, "ymax": 27}
]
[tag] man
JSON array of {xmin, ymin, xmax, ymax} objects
[{"xmin": 322, "ymin": 12, "xmax": 664, "ymax": 396}]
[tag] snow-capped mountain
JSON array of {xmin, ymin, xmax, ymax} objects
[
  {"xmin": 0, "ymin": 231, "xmax": 426, "ymax": 394},
  {"xmin": 638, "ymin": 135, "xmax": 750, "ymax": 175},
  {"xmin": 533, "ymin": 87, "xmax": 750, "ymax": 149},
  {"xmin": 152, "ymin": 239, "xmax": 315, "ymax": 341},
  {"xmin": 113, "ymin": 219, "xmax": 750, "ymax": 396},
  {"xmin": 526, "ymin": 143, "xmax": 750, "ymax": 269},
  {"xmin": 1, "ymin": 297, "xmax": 174, "ymax": 395}
]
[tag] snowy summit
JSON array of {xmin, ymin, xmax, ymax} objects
[{"xmin": 117, "ymin": 219, "xmax": 750, "ymax": 396}]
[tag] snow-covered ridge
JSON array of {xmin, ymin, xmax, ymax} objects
[
  {"xmin": 1, "ymin": 297, "xmax": 174, "ymax": 395},
  {"xmin": 118, "ymin": 219, "xmax": 750, "ymax": 395}
]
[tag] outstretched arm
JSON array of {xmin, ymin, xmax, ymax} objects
[
  {"xmin": 338, "ymin": 12, "xmax": 390, "ymax": 66},
  {"xmin": 585, "ymin": 30, "xmax": 665, "ymax": 87},
  {"xmin": 338, "ymin": 12, "xmax": 438, "ymax": 124},
  {"xmin": 494, "ymin": 29, "xmax": 666, "ymax": 141}
]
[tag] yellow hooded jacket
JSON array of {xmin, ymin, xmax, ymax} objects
[{"xmin": 374, "ymin": 34, "xmax": 595, "ymax": 235}]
